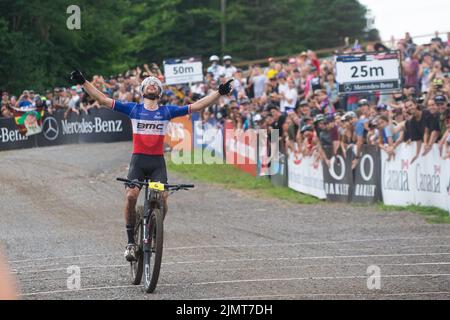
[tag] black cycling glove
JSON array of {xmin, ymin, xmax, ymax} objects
[
  {"xmin": 70, "ymin": 70, "xmax": 86, "ymax": 85},
  {"xmin": 218, "ymin": 79, "xmax": 233, "ymax": 95}
]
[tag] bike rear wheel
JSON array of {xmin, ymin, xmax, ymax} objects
[
  {"xmin": 143, "ymin": 207, "xmax": 164, "ymax": 293},
  {"xmin": 130, "ymin": 206, "xmax": 144, "ymax": 285}
]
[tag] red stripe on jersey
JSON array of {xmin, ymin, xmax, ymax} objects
[{"xmin": 132, "ymin": 133, "xmax": 165, "ymax": 155}]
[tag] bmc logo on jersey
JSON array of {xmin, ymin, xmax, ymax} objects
[
  {"xmin": 137, "ymin": 123, "xmax": 164, "ymax": 130},
  {"xmin": 132, "ymin": 119, "xmax": 167, "ymax": 136}
]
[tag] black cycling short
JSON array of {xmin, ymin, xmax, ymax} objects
[{"xmin": 127, "ymin": 154, "xmax": 168, "ymax": 188}]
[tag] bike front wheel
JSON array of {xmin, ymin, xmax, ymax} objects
[{"xmin": 143, "ymin": 207, "xmax": 164, "ymax": 293}]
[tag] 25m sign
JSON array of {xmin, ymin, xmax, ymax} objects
[{"xmin": 335, "ymin": 51, "xmax": 402, "ymax": 95}]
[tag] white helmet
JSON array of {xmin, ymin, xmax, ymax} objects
[
  {"xmin": 140, "ymin": 76, "xmax": 163, "ymax": 97},
  {"xmin": 209, "ymin": 55, "xmax": 220, "ymax": 62},
  {"xmin": 223, "ymin": 55, "xmax": 232, "ymax": 61}
]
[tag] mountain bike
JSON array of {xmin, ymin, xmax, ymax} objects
[{"xmin": 116, "ymin": 177, "xmax": 194, "ymax": 293}]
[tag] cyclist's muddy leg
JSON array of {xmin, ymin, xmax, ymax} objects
[
  {"xmin": 125, "ymin": 187, "xmax": 140, "ymax": 244},
  {"xmin": 162, "ymin": 191, "xmax": 168, "ymax": 220}
]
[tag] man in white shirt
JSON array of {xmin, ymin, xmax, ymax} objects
[{"xmin": 280, "ymin": 79, "xmax": 298, "ymax": 113}]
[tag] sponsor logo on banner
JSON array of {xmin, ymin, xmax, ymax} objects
[
  {"xmin": 287, "ymin": 151, "xmax": 326, "ymax": 199},
  {"xmin": 1, "ymin": 109, "xmax": 131, "ymax": 151},
  {"xmin": 61, "ymin": 118, "xmax": 123, "ymax": 135},
  {"xmin": 1, "ymin": 127, "xmax": 29, "ymax": 143},
  {"xmin": 382, "ymin": 158, "xmax": 410, "ymax": 192},
  {"xmin": 415, "ymin": 163, "xmax": 440, "ymax": 194},
  {"xmin": 324, "ymin": 155, "xmax": 350, "ymax": 198},
  {"xmin": 352, "ymin": 145, "xmax": 382, "ymax": 203},
  {"xmin": 43, "ymin": 117, "xmax": 60, "ymax": 141}
]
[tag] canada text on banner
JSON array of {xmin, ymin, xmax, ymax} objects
[{"xmin": 381, "ymin": 143, "xmax": 449, "ymax": 212}]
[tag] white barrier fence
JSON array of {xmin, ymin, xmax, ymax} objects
[
  {"xmin": 287, "ymin": 152, "xmax": 326, "ymax": 200},
  {"xmin": 381, "ymin": 143, "xmax": 450, "ymax": 212},
  {"xmin": 287, "ymin": 144, "xmax": 450, "ymax": 214}
]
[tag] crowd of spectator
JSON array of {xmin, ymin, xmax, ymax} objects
[{"xmin": 1, "ymin": 32, "xmax": 449, "ymax": 162}]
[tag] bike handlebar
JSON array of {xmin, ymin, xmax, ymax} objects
[{"xmin": 116, "ymin": 178, "xmax": 194, "ymax": 190}]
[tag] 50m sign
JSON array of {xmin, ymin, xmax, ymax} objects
[{"xmin": 164, "ymin": 61, "xmax": 203, "ymax": 85}]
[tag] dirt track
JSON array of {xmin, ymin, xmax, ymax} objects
[{"xmin": 1, "ymin": 141, "xmax": 449, "ymax": 300}]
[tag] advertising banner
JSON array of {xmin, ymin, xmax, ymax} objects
[
  {"xmin": 287, "ymin": 151, "xmax": 326, "ymax": 199},
  {"xmin": 322, "ymin": 147, "xmax": 353, "ymax": 202},
  {"xmin": 0, "ymin": 116, "xmax": 36, "ymax": 150},
  {"xmin": 352, "ymin": 145, "xmax": 382, "ymax": 203},
  {"xmin": 380, "ymin": 143, "xmax": 416, "ymax": 206},
  {"xmin": 381, "ymin": 143, "xmax": 449, "ymax": 212},
  {"xmin": 1, "ymin": 108, "xmax": 132, "ymax": 151}
]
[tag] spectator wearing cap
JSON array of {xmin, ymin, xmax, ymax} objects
[
  {"xmin": 207, "ymin": 55, "xmax": 224, "ymax": 82},
  {"xmin": 376, "ymin": 104, "xmax": 390, "ymax": 117},
  {"xmin": 297, "ymin": 100, "xmax": 311, "ymax": 118},
  {"xmin": 16, "ymin": 90, "xmax": 33, "ymax": 109},
  {"xmin": 340, "ymin": 111, "xmax": 357, "ymax": 150},
  {"xmin": 64, "ymin": 86, "xmax": 81, "ymax": 118},
  {"xmin": 318, "ymin": 114, "xmax": 340, "ymax": 166},
  {"xmin": 53, "ymin": 88, "xmax": 69, "ymax": 111},
  {"xmin": 377, "ymin": 115, "xmax": 404, "ymax": 161},
  {"xmin": 43, "ymin": 90, "xmax": 55, "ymax": 115},
  {"xmin": 265, "ymin": 76, "xmax": 280, "ymax": 106},
  {"xmin": 223, "ymin": 55, "xmax": 237, "ymax": 79}
]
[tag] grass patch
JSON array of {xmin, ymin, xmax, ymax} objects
[
  {"xmin": 166, "ymin": 152, "xmax": 321, "ymax": 205},
  {"xmin": 378, "ymin": 203, "xmax": 450, "ymax": 224}
]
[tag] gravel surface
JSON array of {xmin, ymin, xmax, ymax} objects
[{"xmin": 1, "ymin": 141, "xmax": 449, "ymax": 300}]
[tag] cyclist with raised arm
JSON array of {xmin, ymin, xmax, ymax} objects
[{"xmin": 70, "ymin": 70, "xmax": 233, "ymax": 261}]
